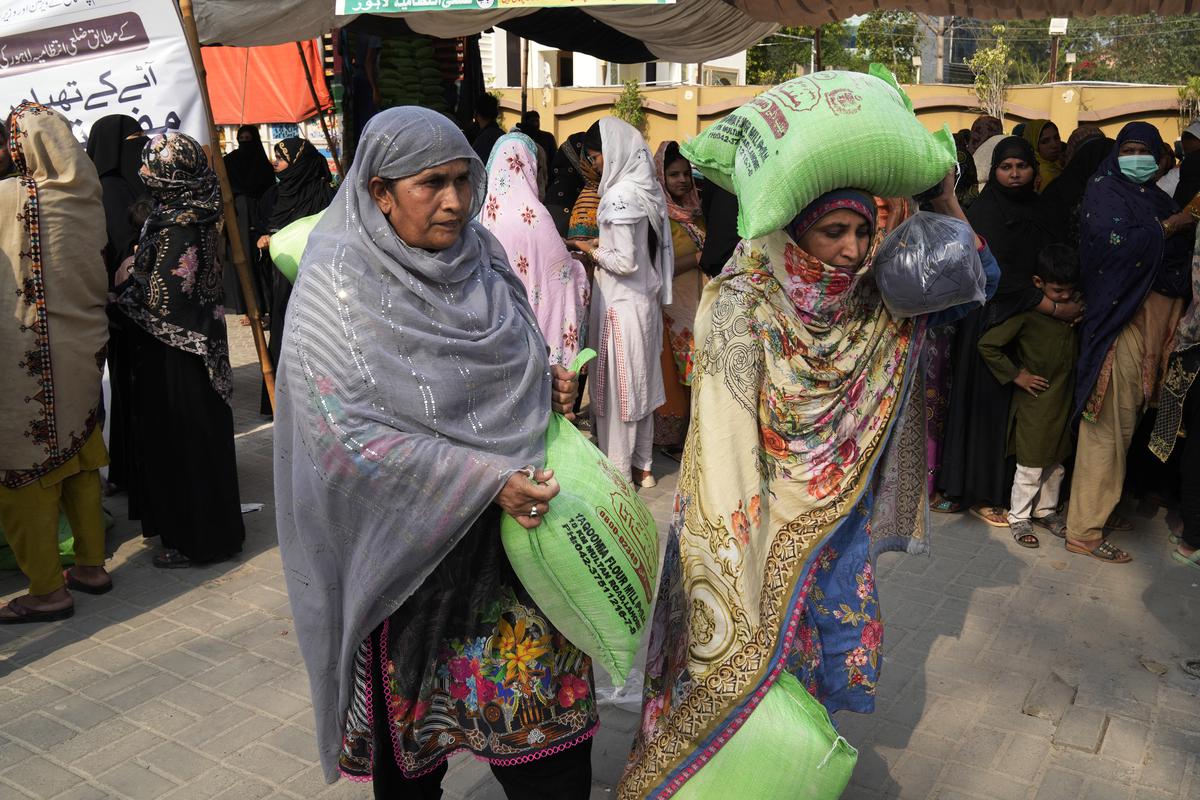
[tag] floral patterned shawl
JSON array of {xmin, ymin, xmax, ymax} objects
[
  {"xmin": 0, "ymin": 102, "xmax": 109, "ymax": 487},
  {"xmin": 620, "ymin": 208, "xmax": 927, "ymax": 798},
  {"xmin": 115, "ymin": 133, "xmax": 232, "ymax": 401},
  {"xmin": 481, "ymin": 133, "xmax": 590, "ymax": 367}
]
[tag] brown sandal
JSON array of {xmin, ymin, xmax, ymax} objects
[
  {"xmin": 969, "ymin": 505, "xmax": 1010, "ymax": 528},
  {"xmin": 1065, "ymin": 538, "xmax": 1131, "ymax": 563},
  {"xmin": 0, "ymin": 598, "xmax": 75, "ymax": 624}
]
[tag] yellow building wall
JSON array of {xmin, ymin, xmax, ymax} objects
[{"xmin": 497, "ymin": 83, "xmax": 1187, "ymax": 150}]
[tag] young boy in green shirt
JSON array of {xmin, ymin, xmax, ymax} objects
[{"xmin": 978, "ymin": 244, "xmax": 1080, "ymax": 548}]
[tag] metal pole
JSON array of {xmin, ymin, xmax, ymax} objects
[
  {"xmin": 520, "ymin": 38, "xmax": 528, "ymax": 116},
  {"xmin": 295, "ymin": 41, "xmax": 344, "ymax": 177},
  {"xmin": 1048, "ymin": 35, "xmax": 1061, "ymax": 83},
  {"xmin": 814, "ymin": 28, "xmax": 822, "ymax": 72},
  {"xmin": 935, "ymin": 17, "xmax": 945, "ymax": 83},
  {"xmin": 176, "ymin": 0, "xmax": 275, "ymax": 411}
]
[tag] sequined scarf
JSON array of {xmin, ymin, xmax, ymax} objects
[{"xmin": 273, "ymin": 107, "xmax": 551, "ymax": 782}]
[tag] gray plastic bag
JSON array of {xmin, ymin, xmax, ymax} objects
[{"xmin": 874, "ymin": 211, "xmax": 986, "ymax": 318}]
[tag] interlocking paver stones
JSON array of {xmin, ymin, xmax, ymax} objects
[
  {"xmin": 0, "ymin": 318, "xmax": 1197, "ymax": 799},
  {"xmin": 1054, "ymin": 706, "xmax": 1109, "ymax": 753},
  {"xmin": 1023, "ymin": 671, "xmax": 1078, "ymax": 724},
  {"xmin": 0, "ymin": 755, "xmax": 83, "ymax": 797},
  {"xmin": 1101, "ymin": 716, "xmax": 1151, "ymax": 765}
]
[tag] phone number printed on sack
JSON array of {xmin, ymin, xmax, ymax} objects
[{"xmin": 562, "ymin": 512, "xmax": 645, "ymax": 634}]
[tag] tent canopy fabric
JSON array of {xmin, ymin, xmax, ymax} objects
[
  {"xmin": 195, "ymin": 0, "xmax": 1192, "ymax": 57},
  {"xmin": 730, "ymin": 0, "xmax": 1196, "ymax": 24},
  {"xmin": 201, "ymin": 39, "xmax": 333, "ymax": 125},
  {"xmin": 195, "ymin": 0, "xmax": 777, "ymax": 63}
]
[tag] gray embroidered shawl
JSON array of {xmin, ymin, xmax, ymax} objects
[{"xmin": 273, "ymin": 107, "xmax": 550, "ymax": 781}]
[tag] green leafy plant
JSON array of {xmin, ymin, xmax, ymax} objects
[
  {"xmin": 1180, "ymin": 76, "xmax": 1200, "ymax": 130},
  {"xmin": 968, "ymin": 24, "xmax": 1011, "ymax": 120},
  {"xmin": 614, "ymin": 78, "xmax": 647, "ymax": 133}
]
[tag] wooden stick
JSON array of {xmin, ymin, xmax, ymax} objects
[
  {"xmin": 176, "ymin": 0, "xmax": 276, "ymax": 411},
  {"xmin": 295, "ymin": 40, "xmax": 344, "ymax": 177},
  {"xmin": 520, "ymin": 37, "xmax": 528, "ymax": 117}
]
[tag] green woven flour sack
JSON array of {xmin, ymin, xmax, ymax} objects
[
  {"xmin": 500, "ymin": 352, "xmax": 658, "ymax": 682},
  {"xmin": 674, "ymin": 671, "xmax": 858, "ymax": 800},
  {"xmin": 269, "ymin": 210, "xmax": 325, "ymax": 284},
  {"xmin": 681, "ymin": 64, "xmax": 957, "ymax": 240}
]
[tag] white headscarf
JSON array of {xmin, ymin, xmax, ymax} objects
[
  {"xmin": 596, "ymin": 117, "xmax": 674, "ymax": 305},
  {"xmin": 973, "ymin": 134, "xmax": 1007, "ymax": 194}
]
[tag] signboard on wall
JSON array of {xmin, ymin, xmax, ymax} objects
[
  {"xmin": 0, "ymin": 0, "xmax": 207, "ymax": 146},
  {"xmin": 337, "ymin": 0, "xmax": 673, "ymax": 13}
]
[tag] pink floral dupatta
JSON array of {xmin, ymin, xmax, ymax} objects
[{"xmin": 481, "ymin": 133, "xmax": 590, "ymax": 366}]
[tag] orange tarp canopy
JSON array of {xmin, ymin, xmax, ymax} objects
[{"xmin": 201, "ymin": 40, "xmax": 332, "ymax": 126}]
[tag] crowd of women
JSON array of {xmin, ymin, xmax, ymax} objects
[
  {"xmin": 931, "ymin": 114, "xmax": 1200, "ymax": 570},
  {"xmin": 0, "ymin": 105, "xmax": 346, "ymax": 620},
  {"xmin": 4, "ymin": 95, "xmax": 1200, "ymax": 799}
]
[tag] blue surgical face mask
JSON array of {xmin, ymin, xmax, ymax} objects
[{"xmin": 1118, "ymin": 154, "xmax": 1159, "ymax": 184}]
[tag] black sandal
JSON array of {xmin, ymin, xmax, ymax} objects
[
  {"xmin": 153, "ymin": 549, "xmax": 192, "ymax": 569},
  {"xmin": 64, "ymin": 569, "xmax": 113, "ymax": 595}
]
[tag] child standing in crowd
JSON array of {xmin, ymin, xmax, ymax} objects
[{"xmin": 977, "ymin": 245, "xmax": 1080, "ymax": 548}]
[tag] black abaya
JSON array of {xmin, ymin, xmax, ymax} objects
[
  {"xmin": 87, "ymin": 115, "xmax": 150, "ymax": 492},
  {"xmin": 937, "ymin": 307, "xmax": 1017, "ymax": 507},
  {"xmin": 259, "ymin": 139, "xmax": 335, "ymax": 416},
  {"xmin": 937, "ymin": 138, "xmax": 1060, "ymax": 508},
  {"xmin": 127, "ymin": 327, "xmax": 244, "ymax": 562}
]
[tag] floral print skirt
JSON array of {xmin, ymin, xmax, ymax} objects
[{"xmin": 338, "ymin": 507, "xmax": 599, "ymax": 780}]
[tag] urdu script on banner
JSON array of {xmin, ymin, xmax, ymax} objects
[{"xmin": 0, "ymin": 0, "xmax": 206, "ymax": 146}]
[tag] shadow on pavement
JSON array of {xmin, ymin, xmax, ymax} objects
[
  {"xmin": 840, "ymin": 510, "xmax": 1025, "ymax": 798},
  {"xmin": 0, "ymin": 359, "xmax": 282, "ymax": 680}
]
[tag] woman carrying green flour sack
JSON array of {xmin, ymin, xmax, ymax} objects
[
  {"xmin": 620, "ymin": 175, "xmax": 1001, "ymax": 797},
  {"xmin": 274, "ymin": 107, "xmax": 598, "ymax": 798}
]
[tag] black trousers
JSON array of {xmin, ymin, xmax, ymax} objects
[
  {"xmin": 369, "ymin": 664, "xmax": 593, "ymax": 800},
  {"xmin": 1181, "ymin": 376, "xmax": 1200, "ymax": 550}
]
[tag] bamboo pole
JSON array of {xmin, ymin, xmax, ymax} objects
[
  {"xmin": 295, "ymin": 41, "xmax": 344, "ymax": 177},
  {"xmin": 520, "ymin": 38, "xmax": 528, "ymax": 116},
  {"xmin": 176, "ymin": 0, "xmax": 275, "ymax": 411}
]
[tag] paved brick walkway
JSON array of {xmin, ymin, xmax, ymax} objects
[{"xmin": 0, "ymin": 319, "xmax": 1197, "ymax": 800}]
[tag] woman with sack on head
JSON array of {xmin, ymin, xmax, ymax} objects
[
  {"xmin": 274, "ymin": 107, "xmax": 597, "ymax": 798},
  {"xmin": 570, "ymin": 118, "xmax": 673, "ymax": 490},
  {"xmin": 620, "ymin": 171, "xmax": 1000, "ymax": 798},
  {"xmin": 0, "ymin": 102, "xmax": 113, "ymax": 621}
]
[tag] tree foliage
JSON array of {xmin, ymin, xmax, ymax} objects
[
  {"xmin": 613, "ymin": 79, "xmax": 647, "ymax": 133},
  {"xmin": 746, "ymin": 22, "xmax": 852, "ymax": 85},
  {"xmin": 967, "ymin": 24, "xmax": 1010, "ymax": 118},
  {"xmin": 853, "ymin": 11, "xmax": 920, "ymax": 83},
  {"xmin": 746, "ymin": 12, "xmax": 919, "ymax": 85},
  {"xmin": 962, "ymin": 14, "xmax": 1200, "ymax": 85}
]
